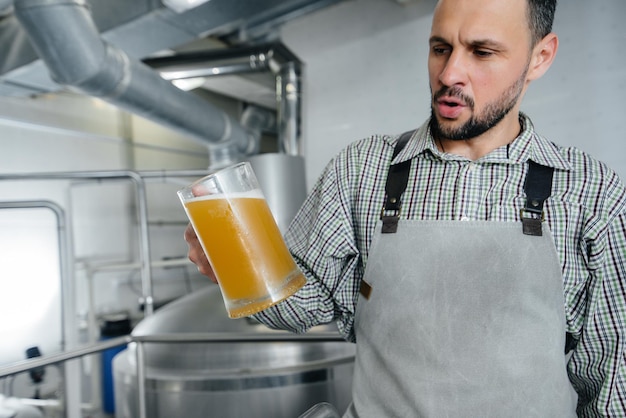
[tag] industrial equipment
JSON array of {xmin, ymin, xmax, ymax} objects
[{"xmin": 113, "ymin": 286, "xmax": 355, "ymax": 418}]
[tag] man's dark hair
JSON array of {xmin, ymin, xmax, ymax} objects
[{"xmin": 527, "ymin": 0, "xmax": 557, "ymax": 45}]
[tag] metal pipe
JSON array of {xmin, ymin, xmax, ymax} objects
[
  {"xmin": 0, "ymin": 200, "xmax": 68, "ymax": 348},
  {"xmin": 85, "ymin": 257, "xmax": 190, "ymax": 273},
  {"xmin": 205, "ymin": 105, "xmax": 276, "ymax": 168},
  {"xmin": 156, "ymin": 58, "xmax": 270, "ymax": 80},
  {"xmin": 0, "ymin": 170, "xmax": 155, "ymax": 315},
  {"xmin": 0, "ymin": 200, "xmax": 70, "ymax": 416},
  {"xmin": 135, "ymin": 341, "xmax": 147, "ymax": 418},
  {"xmin": 136, "ymin": 169, "xmax": 212, "ymax": 182},
  {"xmin": 13, "ymin": 0, "xmax": 255, "ymax": 156},
  {"xmin": 144, "ymin": 43, "xmax": 304, "ymax": 157},
  {"xmin": 131, "ymin": 332, "xmax": 346, "ymax": 344},
  {"xmin": 277, "ymin": 61, "xmax": 301, "ymax": 156},
  {"xmin": 143, "ymin": 44, "xmax": 280, "ymax": 75},
  {"xmin": 0, "ymin": 332, "xmax": 345, "ymax": 379},
  {"xmin": 0, "ymin": 336, "xmax": 132, "ymax": 379}
]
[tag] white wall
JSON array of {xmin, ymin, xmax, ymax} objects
[
  {"xmin": 528, "ymin": 0, "xmax": 626, "ymax": 174},
  {"xmin": 281, "ymin": 0, "xmax": 626, "ymax": 186}
]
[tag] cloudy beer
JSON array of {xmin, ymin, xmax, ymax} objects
[{"xmin": 179, "ymin": 163, "xmax": 306, "ymax": 318}]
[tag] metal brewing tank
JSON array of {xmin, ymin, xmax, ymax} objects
[
  {"xmin": 112, "ymin": 286, "xmax": 355, "ymax": 417},
  {"xmin": 248, "ymin": 153, "xmax": 308, "ymax": 234}
]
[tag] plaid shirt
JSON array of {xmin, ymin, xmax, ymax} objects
[{"xmin": 254, "ymin": 113, "xmax": 626, "ymax": 416}]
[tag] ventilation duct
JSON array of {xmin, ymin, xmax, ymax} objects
[{"xmin": 13, "ymin": 0, "xmax": 257, "ymax": 160}]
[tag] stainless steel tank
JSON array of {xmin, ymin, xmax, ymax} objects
[
  {"xmin": 112, "ymin": 286, "xmax": 354, "ymax": 418},
  {"xmin": 248, "ymin": 153, "xmax": 308, "ymax": 234}
]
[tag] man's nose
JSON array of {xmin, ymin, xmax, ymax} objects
[{"xmin": 438, "ymin": 51, "xmax": 468, "ymax": 87}]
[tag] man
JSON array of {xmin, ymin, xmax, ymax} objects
[{"xmin": 186, "ymin": 0, "xmax": 626, "ymax": 416}]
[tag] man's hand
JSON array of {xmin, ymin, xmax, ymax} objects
[{"xmin": 184, "ymin": 223, "xmax": 218, "ymax": 284}]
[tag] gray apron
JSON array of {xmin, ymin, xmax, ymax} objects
[
  {"xmin": 343, "ymin": 134, "xmax": 578, "ymax": 417},
  {"xmin": 345, "ymin": 220, "xmax": 578, "ymax": 417}
]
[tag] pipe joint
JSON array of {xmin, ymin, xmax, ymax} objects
[{"xmin": 73, "ymin": 44, "xmax": 130, "ymax": 98}]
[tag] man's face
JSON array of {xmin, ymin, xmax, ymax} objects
[{"xmin": 428, "ymin": 0, "xmax": 533, "ymax": 141}]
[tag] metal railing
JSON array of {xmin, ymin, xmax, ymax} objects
[
  {"xmin": 0, "ymin": 332, "xmax": 345, "ymax": 418},
  {"xmin": 0, "ymin": 169, "xmax": 212, "ymax": 317},
  {"xmin": 0, "ymin": 169, "xmax": 209, "ymax": 417}
]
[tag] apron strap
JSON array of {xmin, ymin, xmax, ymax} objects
[
  {"xmin": 381, "ymin": 130, "xmax": 414, "ymax": 233},
  {"xmin": 381, "ymin": 136, "xmax": 557, "ymax": 238},
  {"xmin": 521, "ymin": 160, "xmax": 555, "ymax": 236},
  {"xmin": 520, "ymin": 162, "xmax": 576, "ymax": 352}
]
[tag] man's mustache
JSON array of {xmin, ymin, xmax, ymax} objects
[{"xmin": 433, "ymin": 86, "xmax": 475, "ymax": 109}]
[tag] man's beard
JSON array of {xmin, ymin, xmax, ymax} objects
[{"xmin": 430, "ymin": 67, "xmax": 527, "ymax": 141}]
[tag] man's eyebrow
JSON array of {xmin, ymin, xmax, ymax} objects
[
  {"xmin": 428, "ymin": 35, "xmax": 506, "ymax": 50},
  {"xmin": 469, "ymin": 39, "xmax": 506, "ymax": 50},
  {"xmin": 429, "ymin": 36, "xmax": 448, "ymax": 45}
]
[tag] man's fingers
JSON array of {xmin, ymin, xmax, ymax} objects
[{"xmin": 184, "ymin": 223, "xmax": 218, "ymax": 284}]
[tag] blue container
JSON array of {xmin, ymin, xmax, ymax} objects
[{"xmin": 100, "ymin": 314, "xmax": 131, "ymax": 415}]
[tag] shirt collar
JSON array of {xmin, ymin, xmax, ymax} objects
[{"xmin": 389, "ymin": 113, "xmax": 573, "ymax": 171}]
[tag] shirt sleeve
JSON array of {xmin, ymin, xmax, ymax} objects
[
  {"xmin": 252, "ymin": 147, "xmax": 363, "ymax": 341},
  {"xmin": 568, "ymin": 189, "xmax": 626, "ymax": 415}
]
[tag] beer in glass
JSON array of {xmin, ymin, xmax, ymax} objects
[{"xmin": 178, "ymin": 162, "xmax": 306, "ymax": 318}]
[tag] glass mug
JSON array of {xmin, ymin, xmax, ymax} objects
[{"xmin": 178, "ymin": 162, "xmax": 306, "ymax": 318}]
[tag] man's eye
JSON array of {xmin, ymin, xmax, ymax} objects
[
  {"xmin": 432, "ymin": 46, "xmax": 449, "ymax": 55},
  {"xmin": 474, "ymin": 49, "xmax": 493, "ymax": 58}
]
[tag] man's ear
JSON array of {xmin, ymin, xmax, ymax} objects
[{"xmin": 527, "ymin": 33, "xmax": 559, "ymax": 82}]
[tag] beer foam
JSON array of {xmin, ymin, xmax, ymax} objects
[{"xmin": 187, "ymin": 188, "xmax": 265, "ymax": 202}]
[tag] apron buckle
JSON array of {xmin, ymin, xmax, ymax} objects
[
  {"xmin": 520, "ymin": 208, "xmax": 544, "ymax": 236},
  {"xmin": 381, "ymin": 207, "xmax": 400, "ymax": 233}
]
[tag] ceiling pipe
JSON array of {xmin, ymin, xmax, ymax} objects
[
  {"xmin": 144, "ymin": 43, "xmax": 303, "ymax": 158},
  {"xmin": 13, "ymin": 0, "xmax": 257, "ymax": 160}
]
